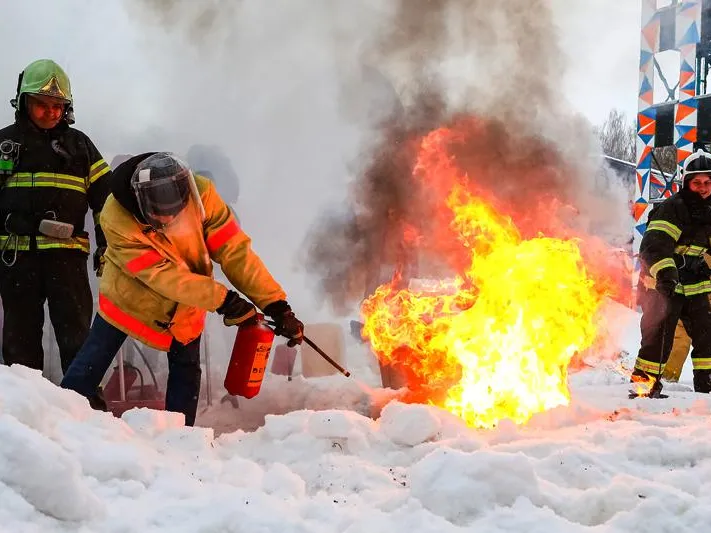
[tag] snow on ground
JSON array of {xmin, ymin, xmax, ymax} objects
[{"xmin": 2, "ymin": 301, "xmax": 711, "ymax": 532}]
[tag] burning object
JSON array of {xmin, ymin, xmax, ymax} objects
[{"xmin": 360, "ymin": 122, "xmax": 609, "ymax": 428}]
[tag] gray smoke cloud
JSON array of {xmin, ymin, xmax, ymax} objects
[{"xmin": 300, "ymin": 0, "xmax": 631, "ymax": 314}]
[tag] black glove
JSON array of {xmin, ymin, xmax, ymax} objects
[
  {"xmin": 93, "ymin": 246, "xmax": 106, "ymax": 277},
  {"xmin": 264, "ymin": 300, "xmax": 304, "ymax": 346},
  {"xmin": 655, "ymin": 269, "xmax": 678, "ymax": 298},
  {"xmin": 217, "ymin": 290, "xmax": 257, "ymax": 326}
]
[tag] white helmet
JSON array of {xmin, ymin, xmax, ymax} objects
[{"xmin": 682, "ymin": 149, "xmax": 711, "ymax": 187}]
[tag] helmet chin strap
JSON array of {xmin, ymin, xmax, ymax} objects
[
  {"xmin": 64, "ymin": 104, "xmax": 75, "ymax": 125},
  {"xmin": 10, "ymin": 70, "xmax": 24, "ymax": 110}
]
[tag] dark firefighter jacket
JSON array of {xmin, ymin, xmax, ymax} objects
[
  {"xmin": 640, "ymin": 188, "xmax": 711, "ymax": 296},
  {"xmin": 0, "ymin": 114, "xmax": 110, "ymax": 255}
]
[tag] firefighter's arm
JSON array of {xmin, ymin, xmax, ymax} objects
[
  {"xmin": 640, "ymin": 203, "xmax": 681, "ymax": 283},
  {"xmin": 201, "ymin": 179, "xmax": 287, "ymax": 310},
  {"xmin": 85, "ymin": 137, "xmax": 111, "ymax": 248},
  {"xmin": 104, "ymin": 222, "xmax": 229, "ymax": 311}
]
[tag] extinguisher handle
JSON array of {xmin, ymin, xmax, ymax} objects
[{"xmin": 266, "ymin": 320, "xmax": 351, "ymax": 377}]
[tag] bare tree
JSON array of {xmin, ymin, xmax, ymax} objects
[
  {"xmin": 596, "ymin": 109, "xmax": 677, "ymax": 176},
  {"xmin": 652, "ymin": 145, "xmax": 677, "ymax": 176},
  {"xmin": 595, "ymin": 109, "xmax": 636, "ymax": 163}
]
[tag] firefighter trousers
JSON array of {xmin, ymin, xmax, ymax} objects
[
  {"xmin": 0, "ymin": 250, "xmax": 92, "ymax": 373},
  {"xmin": 634, "ymin": 289, "xmax": 711, "ymax": 391},
  {"xmin": 61, "ymin": 314, "xmax": 202, "ymax": 426},
  {"xmin": 662, "ymin": 321, "xmax": 691, "ymax": 382}
]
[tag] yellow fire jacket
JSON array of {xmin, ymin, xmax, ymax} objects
[{"xmin": 98, "ymin": 174, "xmax": 286, "ymax": 350}]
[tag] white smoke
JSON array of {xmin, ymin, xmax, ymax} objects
[{"xmin": 0, "ymin": 0, "xmax": 639, "ymax": 321}]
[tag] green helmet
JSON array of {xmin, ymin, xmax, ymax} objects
[{"xmin": 11, "ymin": 59, "xmax": 72, "ymax": 110}]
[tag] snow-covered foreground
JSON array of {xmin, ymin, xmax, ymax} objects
[{"xmin": 3, "ymin": 302, "xmax": 711, "ymax": 532}]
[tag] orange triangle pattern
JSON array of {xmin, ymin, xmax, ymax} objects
[
  {"xmin": 640, "ymin": 91, "xmax": 653, "ymax": 105},
  {"xmin": 678, "ymin": 149, "xmax": 692, "ymax": 163},
  {"xmin": 676, "ymin": 103, "xmax": 696, "ymax": 122},
  {"xmin": 680, "ymin": 70, "xmax": 694, "ymax": 87},
  {"xmin": 639, "ymin": 113, "xmax": 654, "ymax": 129},
  {"xmin": 642, "ymin": 22, "xmax": 660, "ymax": 50},
  {"xmin": 639, "ymin": 121, "xmax": 655, "ymax": 135},
  {"xmin": 683, "ymin": 127, "xmax": 698, "ymax": 142},
  {"xmin": 634, "ymin": 202, "xmax": 649, "ymax": 222}
]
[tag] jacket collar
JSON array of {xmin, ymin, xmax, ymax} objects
[
  {"xmin": 15, "ymin": 111, "xmax": 69, "ymax": 137},
  {"xmin": 679, "ymin": 187, "xmax": 711, "ymax": 223}
]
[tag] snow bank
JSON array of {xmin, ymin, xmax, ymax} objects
[{"xmin": 2, "ymin": 301, "xmax": 711, "ymax": 531}]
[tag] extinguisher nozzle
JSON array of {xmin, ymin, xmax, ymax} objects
[{"xmin": 265, "ymin": 320, "xmax": 353, "ymax": 378}]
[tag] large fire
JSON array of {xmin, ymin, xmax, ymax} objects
[{"xmin": 361, "ymin": 124, "xmax": 609, "ymax": 428}]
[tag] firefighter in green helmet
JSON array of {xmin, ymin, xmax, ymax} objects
[{"xmin": 0, "ymin": 59, "xmax": 111, "ymax": 373}]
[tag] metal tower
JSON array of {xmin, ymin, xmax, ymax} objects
[{"xmin": 635, "ymin": 0, "xmax": 708, "ymax": 267}]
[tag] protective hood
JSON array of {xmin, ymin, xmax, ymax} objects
[{"xmin": 110, "ymin": 152, "xmax": 159, "ymax": 225}]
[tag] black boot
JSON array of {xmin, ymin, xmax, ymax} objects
[
  {"xmin": 629, "ymin": 369, "xmax": 667, "ymax": 399},
  {"xmin": 88, "ymin": 387, "xmax": 108, "ymax": 411},
  {"xmin": 693, "ymin": 370, "xmax": 711, "ymax": 393}
]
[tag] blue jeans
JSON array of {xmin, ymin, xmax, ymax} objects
[{"xmin": 61, "ymin": 314, "xmax": 202, "ymax": 426}]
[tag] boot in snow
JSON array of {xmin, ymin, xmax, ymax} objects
[
  {"xmin": 629, "ymin": 369, "xmax": 668, "ymax": 399},
  {"xmin": 88, "ymin": 387, "xmax": 108, "ymax": 411},
  {"xmin": 693, "ymin": 369, "xmax": 711, "ymax": 393}
]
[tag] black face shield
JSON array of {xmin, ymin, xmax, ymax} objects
[{"xmin": 131, "ymin": 153, "xmax": 192, "ymax": 230}]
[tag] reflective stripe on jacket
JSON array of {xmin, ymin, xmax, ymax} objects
[
  {"xmin": 641, "ymin": 191, "xmax": 711, "ymax": 297},
  {"xmin": 98, "ymin": 175, "xmax": 286, "ymax": 349},
  {"xmin": 0, "ymin": 118, "xmax": 110, "ymax": 252}
]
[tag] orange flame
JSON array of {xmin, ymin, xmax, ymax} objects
[{"xmin": 361, "ymin": 125, "xmax": 607, "ymax": 428}]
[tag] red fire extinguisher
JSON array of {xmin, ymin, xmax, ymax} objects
[{"xmin": 224, "ymin": 315, "xmax": 275, "ymax": 398}]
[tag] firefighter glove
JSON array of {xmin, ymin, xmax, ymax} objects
[
  {"xmin": 217, "ymin": 290, "xmax": 257, "ymax": 327},
  {"xmin": 655, "ymin": 269, "xmax": 678, "ymax": 298},
  {"xmin": 93, "ymin": 246, "xmax": 106, "ymax": 277},
  {"xmin": 264, "ymin": 300, "xmax": 304, "ymax": 346}
]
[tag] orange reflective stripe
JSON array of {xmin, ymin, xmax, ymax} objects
[
  {"xmin": 126, "ymin": 249, "xmax": 163, "ymax": 274},
  {"xmin": 206, "ymin": 219, "xmax": 239, "ymax": 254},
  {"xmin": 99, "ymin": 294, "xmax": 172, "ymax": 351}
]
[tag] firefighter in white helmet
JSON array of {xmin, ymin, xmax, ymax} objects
[
  {"xmin": 61, "ymin": 152, "xmax": 303, "ymax": 425},
  {"xmin": 631, "ymin": 149, "xmax": 711, "ymax": 397}
]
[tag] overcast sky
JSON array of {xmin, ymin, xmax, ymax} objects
[
  {"xmin": 0, "ymin": 0, "xmax": 644, "ymax": 319},
  {"xmin": 0, "ymin": 1, "xmax": 643, "ymax": 142},
  {"xmin": 554, "ymin": 0, "xmax": 641, "ymax": 123}
]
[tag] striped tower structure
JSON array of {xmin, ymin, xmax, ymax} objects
[
  {"xmin": 634, "ymin": 0, "xmax": 704, "ymax": 292},
  {"xmin": 675, "ymin": 2, "xmax": 702, "ymax": 166}
]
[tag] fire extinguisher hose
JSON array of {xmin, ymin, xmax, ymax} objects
[
  {"xmin": 266, "ymin": 320, "xmax": 351, "ymax": 377},
  {"xmin": 302, "ymin": 335, "xmax": 351, "ymax": 377}
]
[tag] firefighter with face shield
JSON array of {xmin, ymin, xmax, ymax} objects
[
  {"xmin": 133, "ymin": 153, "xmax": 203, "ymax": 244},
  {"xmin": 631, "ymin": 149, "xmax": 711, "ymax": 398},
  {"xmin": 61, "ymin": 152, "xmax": 304, "ymax": 425}
]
